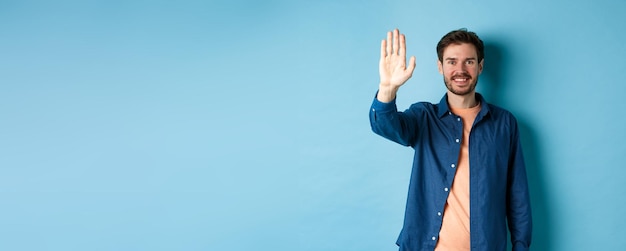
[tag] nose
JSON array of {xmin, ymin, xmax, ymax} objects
[
  {"xmin": 458, "ymin": 62, "xmax": 467, "ymax": 71},
  {"xmin": 453, "ymin": 63, "xmax": 469, "ymax": 75}
]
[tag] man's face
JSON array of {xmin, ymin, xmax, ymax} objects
[{"xmin": 437, "ymin": 43, "xmax": 484, "ymax": 96}]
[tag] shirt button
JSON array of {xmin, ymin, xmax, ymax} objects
[
  {"xmin": 432, "ymin": 236, "xmax": 436, "ymax": 241},
  {"xmin": 438, "ymin": 212, "xmax": 442, "ymax": 216},
  {"xmin": 444, "ymin": 187, "xmax": 449, "ymax": 192},
  {"xmin": 451, "ymin": 164, "xmax": 456, "ymax": 168},
  {"xmin": 455, "ymin": 138, "xmax": 460, "ymax": 143}
]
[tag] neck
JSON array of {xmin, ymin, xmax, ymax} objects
[{"xmin": 447, "ymin": 91, "xmax": 478, "ymax": 109}]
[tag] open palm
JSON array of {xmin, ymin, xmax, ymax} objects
[{"xmin": 378, "ymin": 29, "xmax": 416, "ymax": 102}]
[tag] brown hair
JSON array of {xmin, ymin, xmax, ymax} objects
[{"xmin": 436, "ymin": 29, "xmax": 484, "ymax": 62}]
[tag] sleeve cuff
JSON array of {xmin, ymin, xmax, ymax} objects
[
  {"xmin": 512, "ymin": 242, "xmax": 530, "ymax": 251},
  {"xmin": 371, "ymin": 91, "xmax": 398, "ymax": 113}
]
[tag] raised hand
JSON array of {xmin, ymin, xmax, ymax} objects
[{"xmin": 377, "ymin": 29, "xmax": 416, "ymax": 102}]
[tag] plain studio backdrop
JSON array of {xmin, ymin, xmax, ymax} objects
[{"xmin": 1, "ymin": 0, "xmax": 625, "ymax": 250}]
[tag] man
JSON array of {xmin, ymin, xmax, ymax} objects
[{"xmin": 369, "ymin": 29, "xmax": 532, "ymax": 251}]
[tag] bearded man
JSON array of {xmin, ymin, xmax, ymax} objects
[{"xmin": 369, "ymin": 29, "xmax": 532, "ymax": 251}]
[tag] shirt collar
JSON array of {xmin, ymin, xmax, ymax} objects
[{"xmin": 437, "ymin": 92, "xmax": 491, "ymax": 119}]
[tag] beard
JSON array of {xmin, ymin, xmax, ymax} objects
[{"xmin": 443, "ymin": 73, "xmax": 479, "ymax": 96}]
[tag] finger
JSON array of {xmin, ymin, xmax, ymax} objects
[
  {"xmin": 386, "ymin": 31, "xmax": 392, "ymax": 56},
  {"xmin": 399, "ymin": 34, "xmax": 407, "ymax": 58},
  {"xmin": 407, "ymin": 56, "xmax": 417, "ymax": 74},
  {"xmin": 380, "ymin": 39, "xmax": 387, "ymax": 59},
  {"xmin": 392, "ymin": 29, "xmax": 399, "ymax": 55}
]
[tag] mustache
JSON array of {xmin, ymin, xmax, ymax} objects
[{"xmin": 451, "ymin": 73, "xmax": 472, "ymax": 79}]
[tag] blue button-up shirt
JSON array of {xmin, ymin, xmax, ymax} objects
[{"xmin": 369, "ymin": 93, "xmax": 532, "ymax": 251}]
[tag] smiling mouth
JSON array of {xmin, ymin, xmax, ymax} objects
[
  {"xmin": 451, "ymin": 75, "xmax": 471, "ymax": 83},
  {"xmin": 452, "ymin": 78, "xmax": 470, "ymax": 84}
]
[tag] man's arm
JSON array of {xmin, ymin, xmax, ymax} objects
[
  {"xmin": 507, "ymin": 121, "xmax": 533, "ymax": 251},
  {"xmin": 369, "ymin": 29, "xmax": 420, "ymax": 147},
  {"xmin": 377, "ymin": 29, "xmax": 416, "ymax": 102}
]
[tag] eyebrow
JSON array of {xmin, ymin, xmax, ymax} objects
[{"xmin": 445, "ymin": 57, "xmax": 477, "ymax": 61}]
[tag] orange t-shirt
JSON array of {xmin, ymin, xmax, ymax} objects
[{"xmin": 435, "ymin": 103, "xmax": 481, "ymax": 251}]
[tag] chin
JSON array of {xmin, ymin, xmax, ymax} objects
[
  {"xmin": 443, "ymin": 78, "xmax": 478, "ymax": 96},
  {"xmin": 448, "ymin": 86, "xmax": 476, "ymax": 96}
]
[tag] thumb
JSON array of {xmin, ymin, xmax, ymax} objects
[{"xmin": 406, "ymin": 56, "xmax": 416, "ymax": 73}]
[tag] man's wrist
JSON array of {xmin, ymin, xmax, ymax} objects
[{"xmin": 376, "ymin": 85, "xmax": 399, "ymax": 103}]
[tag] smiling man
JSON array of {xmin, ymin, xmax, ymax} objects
[{"xmin": 369, "ymin": 29, "xmax": 532, "ymax": 251}]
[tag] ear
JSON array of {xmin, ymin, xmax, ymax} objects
[
  {"xmin": 437, "ymin": 60, "xmax": 443, "ymax": 75},
  {"xmin": 478, "ymin": 59, "xmax": 484, "ymax": 74}
]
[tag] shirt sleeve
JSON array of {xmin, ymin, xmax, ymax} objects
[
  {"xmin": 507, "ymin": 119, "xmax": 533, "ymax": 251},
  {"xmin": 369, "ymin": 92, "xmax": 418, "ymax": 147}
]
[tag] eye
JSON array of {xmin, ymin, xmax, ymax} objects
[
  {"xmin": 466, "ymin": 60, "xmax": 475, "ymax": 65},
  {"xmin": 447, "ymin": 61, "xmax": 456, "ymax": 65}
]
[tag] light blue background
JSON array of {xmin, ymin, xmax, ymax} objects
[{"xmin": 1, "ymin": 0, "xmax": 625, "ymax": 250}]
